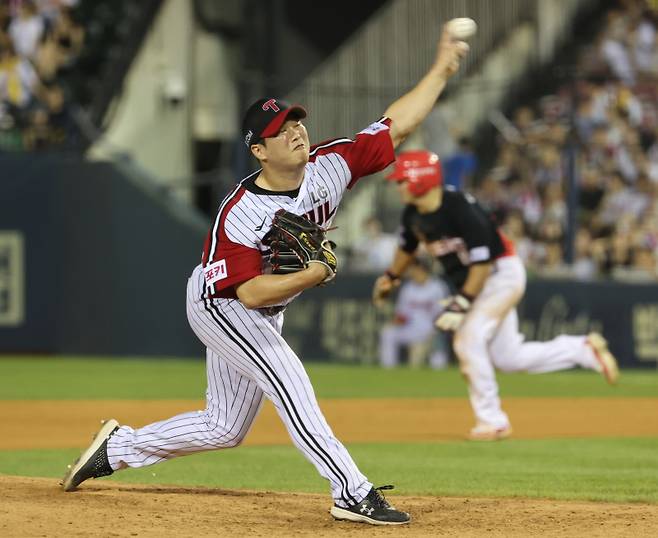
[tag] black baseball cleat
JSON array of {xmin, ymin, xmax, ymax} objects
[
  {"xmin": 330, "ymin": 485, "xmax": 411, "ymax": 525},
  {"xmin": 61, "ymin": 419, "xmax": 119, "ymax": 492}
]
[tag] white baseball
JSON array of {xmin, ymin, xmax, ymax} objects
[{"xmin": 447, "ymin": 18, "xmax": 477, "ymax": 39}]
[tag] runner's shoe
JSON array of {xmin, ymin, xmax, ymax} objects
[
  {"xmin": 468, "ymin": 422, "xmax": 512, "ymax": 441},
  {"xmin": 586, "ymin": 332, "xmax": 620, "ymax": 385}
]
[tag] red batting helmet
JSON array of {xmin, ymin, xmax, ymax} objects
[{"xmin": 386, "ymin": 150, "xmax": 442, "ymax": 196}]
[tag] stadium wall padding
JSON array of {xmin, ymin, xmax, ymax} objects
[
  {"xmin": 1, "ymin": 154, "xmax": 656, "ymax": 365},
  {"xmin": 0, "ymin": 155, "xmax": 206, "ymax": 357},
  {"xmin": 282, "ymin": 276, "xmax": 658, "ymax": 368}
]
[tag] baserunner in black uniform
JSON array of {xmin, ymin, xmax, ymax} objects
[{"xmin": 373, "ymin": 150, "xmax": 620, "ymax": 441}]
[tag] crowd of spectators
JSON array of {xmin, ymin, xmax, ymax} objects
[
  {"xmin": 0, "ymin": 0, "xmax": 83, "ymax": 152},
  {"xmin": 347, "ymin": 1, "xmax": 658, "ymax": 283},
  {"xmin": 476, "ymin": 0, "xmax": 658, "ymax": 281}
]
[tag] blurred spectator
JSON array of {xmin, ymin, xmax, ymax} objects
[
  {"xmin": 378, "ymin": 259, "xmax": 450, "ymax": 369},
  {"xmin": 36, "ymin": 1, "xmax": 80, "ymax": 27},
  {"xmin": 441, "ymin": 136, "xmax": 478, "ymax": 190},
  {"xmin": 601, "ymin": 222, "xmax": 634, "ymax": 277},
  {"xmin": 628, "ymin": 244, "xmax": 658, "ymax": 278},
  {"xmin": 541, "ymin": 182, "xmax": 567, "ymax": 231},
  {"xmin": 23, "ymin": 105, "xmax": 51, "ymax": 149},
  {"xmin": 534, "ymin": 218, "xmax": 569, "ymax": 277},
  {"xmin": 513, "ymin": 105, "xmax": 545, "ymax": 146},
  {"xmin": 633, "ymin": 8, "xmax": 658, "ymax": 77},
  {"xmin": 592, "ymin": 173, "xmax": 646, "ymax": 235},
  {"xmin": 0, "ymin": 4, "xmax": 10, "ymax": 34},
  {"xmin": 534, "ymin": 145, "xmax": 563, "ymax": 187},
  {"xmin": 572, "ymin": 228, "xmax": 599, "ymax": 280},
  {"xmin": 349, "ymin": 216, "xmax": 398, "ymax": 273},
  {"xmin": 648, "ymin": 136, "xmax": 658, "ymax": 182},
  {"xmin": 474, "ymin": 174, "xmax": 510, "ymax": 223},
  {"xmin": 43, "ymin": 82, "xmax": 72, "ymax": 137},
  {"xmin": 578, "ymin": 166, "xmax": 605, "ymax": 223},
  {"xmin": 48, "ymin": 7, "xmax": 84, "ymax": 69},
  {"xmin": 509, "ymin": 176, "xmax": 543, "ymax": 228},
  {"xmin": 34, "ymin": 29, "xmax": 61, "ymax": 82},
  {"xmin": 501, "ymin": 209, "xmax": 536, "ymax": 271},
  {"xmin": 0, "ymin": 42, "xmax": 41, "ymax": 111},
  {"xmin": 8, "ymin": 1, "xmax": 44, "ymax": 60},
  {"xmin": 601, "ymin": 10, "xmax": 636, "ymax": 85}
]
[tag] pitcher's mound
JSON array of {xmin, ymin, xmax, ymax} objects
[{"xmin": 2, "ymin": 476, "xmax": 656, "ymax": 537}]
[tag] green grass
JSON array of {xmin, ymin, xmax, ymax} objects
[
  {"xmin": 0, "ymin": 357, "xmax": 656, "ymax": 399},
  {"xmin": 1, "ymin": 357, "xmax": 656, "ymax": 503},
  {"xmin": 2, "ymin": 438, "xmax": 657, "ymax": 503}
]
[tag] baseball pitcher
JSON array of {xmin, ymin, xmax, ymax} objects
[{"xmin": 62, "ymin": 21, "xmax": 471, "ymax": 526}]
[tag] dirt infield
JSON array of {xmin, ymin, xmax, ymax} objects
[
  {"xmin": 1, "ymin": 397, "xmax": 657, "ymax": 536},
  {"xmin": 1, "ymin": 397, "xmax": 658, "ymax": 449},
  {"xmin": 2, "ymin": 476, "xmax": 657, "ymax": 537}
]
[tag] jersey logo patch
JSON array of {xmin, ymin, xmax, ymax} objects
[
  {"xmin": 426, "ymin": 237, "xmax": 470, "ymax": 265},
  {"xmin": 305, "ymin": 202, "xmax": 335, "ymax": 225},
  {"xmin": 204, "ymin": 259, "xmax": 228, "ymax": 285},
  {"xmin": 310, "ymin": 185, "xmax": 329, "ymax": 204},
  {"xmin": 358, "ymin": 121, "xmax": 388, "ymax": 136}
]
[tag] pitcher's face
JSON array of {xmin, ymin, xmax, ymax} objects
[{"xmin": 258, "ymin": 119, "xmax": 310, "ymax": 167}]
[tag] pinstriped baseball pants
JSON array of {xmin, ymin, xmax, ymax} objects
[{"xmin": 106, "ymin": 264, "xmax": 372, "ymax": 508}]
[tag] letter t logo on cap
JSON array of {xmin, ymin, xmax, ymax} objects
[{"xmin": 262, "ymin": 99, "xmax": 280, "ymax": 113}]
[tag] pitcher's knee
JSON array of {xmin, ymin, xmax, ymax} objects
[
  {"xmin": 217, "ymin": 435, "xmax": 246, "ymax": 449},
  {"xmin": 202, "ymin": 411, "xmax": 248, "ymax": 448}
]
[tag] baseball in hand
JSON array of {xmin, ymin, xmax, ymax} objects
[{"xmin": 446, "ymin": 18, "xmax": 477, "ymax": 39}]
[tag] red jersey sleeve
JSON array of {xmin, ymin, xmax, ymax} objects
[
  {"xmin": 203, "ymin": 241, "xmax": 262, "ymax": 298},
  {"xmin": 202, "ymin": 186, "xmax": 263, "ymax": 299},
  {"xmin": 311, "ymin": 118, "xmax": 395, "ymax": 189}
]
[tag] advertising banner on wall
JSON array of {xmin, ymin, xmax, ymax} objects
[
  {"xmin": 283, "ymin": 276, "xmax": 658, "ymax": 368},
  {"xmin": 0, "ymin": 232, "xmax": 24, "ymax": 328}
]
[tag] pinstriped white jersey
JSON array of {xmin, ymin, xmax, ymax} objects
[{"xmin": 201, "ymin": 117, "xmax": 395, "ymax": 300}]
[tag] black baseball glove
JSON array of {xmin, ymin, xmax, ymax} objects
[{"xmin": 262, "ymin": 209, "xmax": 337, "ymax": 284}]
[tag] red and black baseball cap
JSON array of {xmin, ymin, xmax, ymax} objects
[{"xmin": 242, "ymin": 97, "xmax": 307, "ymax": 147}]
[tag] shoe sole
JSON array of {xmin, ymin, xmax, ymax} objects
[
  {"xmin": 60, "ymin": 419, "xmax": 119, "ymax": 492},
  {"xmin": 587, "ymin": 333, "xmax": 619, "ymax": 385},
  {"xmin": 330, "ymin": 506, "xmax": 410, "ymax": 525},
  {"xmin": 468, "ymin": 427, "xmax": 512, "ymax": 441}
]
